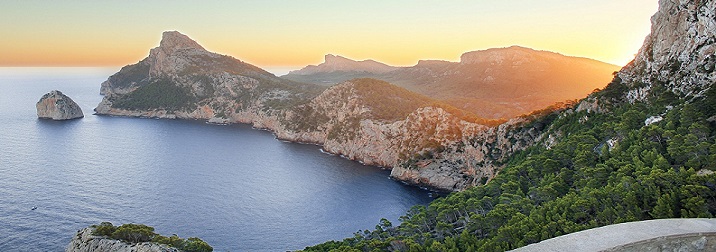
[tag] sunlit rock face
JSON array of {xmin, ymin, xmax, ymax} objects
[
  {"xmin": 618, "ymin": 0, "xmax": 716, "ymax": 101},
  {"xmin": 36, "ymin": 90, "xmax": 84, "ymax": 120}
]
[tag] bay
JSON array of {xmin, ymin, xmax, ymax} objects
[{"xmin": 0, "ymin": 68, "xmax": 433, "ymax": 251}]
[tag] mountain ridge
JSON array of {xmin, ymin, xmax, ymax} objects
[{"xmin": 283, "ymin": 46, "xmax": 621, "ymax": 119}]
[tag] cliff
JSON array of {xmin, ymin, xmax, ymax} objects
[
  {"xmin": 36, "ymin": 90, "xmax": 84, "ymax": 120},
  {"xmin": 66, "ymin": 228, "xmax": 177, "ymax": 252},
  {"xmin": 617, "ymin": 0, "xmax": 716, "ymax": 102}
]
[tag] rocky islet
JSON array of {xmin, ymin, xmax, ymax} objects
[{"xmin": 36, "ymin": 90, "xmax": 84, "ymax": 120}]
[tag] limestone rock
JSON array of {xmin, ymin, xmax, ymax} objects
[
  {"xmin": 65, "ymin": 228, "xmax": 177, "ymax": 252},
  {"xmin": 36, "ymin": 90, "xmax": 84, "ymax": 120},
  {"xmin": 618, "ymin": 0, "xmax": 716, "ymax": 100}
]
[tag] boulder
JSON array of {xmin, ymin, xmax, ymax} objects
[{"xmin": 36, "ymin": 90, "xmax": 84, "ymax": 120}]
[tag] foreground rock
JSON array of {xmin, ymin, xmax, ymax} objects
[
  {"xmin": 66, "ymin": 228, "xmax": 177, "ymax": 252},
  {"xmin": 36, "ymin": 90, "xmax": 84, "ymax": 120}
]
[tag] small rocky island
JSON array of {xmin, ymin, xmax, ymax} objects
[
  {"xmin": 66, "ymin": 222, "xmax": 212, "ymax": 252},
  {"xmin": 36, "ymin": 90, "xmax": 84, "ymax": 120}
]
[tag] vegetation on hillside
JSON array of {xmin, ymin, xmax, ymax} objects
[
  {"xmin": 92, "ymin": 222, "xmax": 213, "ymax": 252},
  {"xmin": 303, "ymin": 81, "xmax": 716, "ymax": 251},
  {"xmin": 112, "ymin": 79, "xmax": 195, "ymax": 111},
  {"xmin": 106, "ymin": 60, "xmax": 151, "ymax": 90}
]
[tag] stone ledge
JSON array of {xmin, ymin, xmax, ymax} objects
[{"xmin": 511, "ymin": 218, "xmax": 716, "ymax": 252}]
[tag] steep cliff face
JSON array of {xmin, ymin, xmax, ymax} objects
[
  {"xmin": 391, "ymin": 104, "xmax": 569, "ymax": 191},
  {"xmin": 278, "ymin": 78, "xmax": 489, "ymax": 169},
  {"xmin": 66, "ymin": 228, "xmax": 177, "ymax": 252},
  {"xmin": 617, "ymin": 0, "xmax": 716, "ymax": 102},
  {"xmin": 36, "ymin": 90, "xmax": 84, "ymax": 120}
]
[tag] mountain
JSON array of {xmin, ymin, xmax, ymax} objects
[
  {"xmin": 283, "ymin": 46, "xmax": 620, "ymax": 119},
  {"xmin": 96, "ymin": 31, "xmax": 323, "ymax": 122},
  {"xmin": 283, "ymin": 54, "xmax": 398, "ymax": 86},
  {"xmin": 305, "ymin": 0, "xmax": 716, "ymax": 250},
  {"xmin": 288, "ymin": 54, "xmax": 397, "ymax": 76}
]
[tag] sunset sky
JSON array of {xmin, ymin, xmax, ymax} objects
[{"xmin": 1, "ymin": 0, "xmax": 658, "ymax": 73}]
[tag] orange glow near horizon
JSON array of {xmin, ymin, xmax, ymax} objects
[{"xmin": 0, "ymin": 1, "xmax": 657, "ymax": 70}]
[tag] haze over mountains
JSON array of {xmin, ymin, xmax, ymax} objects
[{"xmin": 284, "ymin": 46, "xmax": 621, "ymax": 119}]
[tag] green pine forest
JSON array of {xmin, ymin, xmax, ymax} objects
[{"xmin": 303, "ymin": 80, "xmax": 716, "ymax": 251}]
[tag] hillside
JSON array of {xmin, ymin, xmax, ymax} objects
[
  {"xmin": 283, "ymin": 46, "xmax": 620, "ymax": 119},
  {"xmin": 304, "ymin": 0, "xmax": 716, "ymax": 250}
]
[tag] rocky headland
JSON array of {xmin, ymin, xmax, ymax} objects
[
  {"xmin": 93, "ymin": 31, "xmax": 603, "ymax": 192},
  {"xmin": 36, "ymin": 90, "xmax": 84, "ymax": 120}
]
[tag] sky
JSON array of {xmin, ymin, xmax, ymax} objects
[{"xmin": 0, "ymin": 0, "xmax": 658, "ymax": 73}]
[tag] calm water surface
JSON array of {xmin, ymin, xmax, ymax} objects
[{"xmin": 0, "ymin": 68, "xmax": 433, "ymax": 251}]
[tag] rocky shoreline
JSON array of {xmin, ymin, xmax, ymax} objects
[{"xmin": 93, "ymin": 32, "xmax": 562, "ymax": 192}]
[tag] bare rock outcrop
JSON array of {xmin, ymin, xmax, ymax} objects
[
  {"xmin": 36, "ymin": 90, "xmax": 84, "ymax": 120},
  {"xmin": 287, "ymin": 54, "xmax": 398, "ymax": 76},
  {"xmin": 618, "ymin": 0, "xmax": 716, "ymax": 101},
  {"xmin": 65, "ymin": 228, "xmax": 177, "ymax": 252}
]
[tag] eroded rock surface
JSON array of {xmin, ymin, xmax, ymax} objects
[
  {"xmin": 65, "ymin": 228, "xmax": 177, "ymax": 252},
  {"xmin": 36, "ymin": 90, "xmax": 84, "ymax": 120}
]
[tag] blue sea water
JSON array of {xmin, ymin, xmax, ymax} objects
[{"xmin": 0, "ymin": 68, "xmax": 433, "ymax": 251}]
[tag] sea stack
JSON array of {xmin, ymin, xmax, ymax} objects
[{"xmin": 36, "ymin": 90, "xmax": 84, "ymax": 120}]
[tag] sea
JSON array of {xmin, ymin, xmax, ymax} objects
[{"xmin": 0, "ymin": 68, "xmax": 433, "ymax": 251}]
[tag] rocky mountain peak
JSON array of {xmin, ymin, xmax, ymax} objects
[
  {"xmin": 287, "ymin": 54, "xmax": 397, "ymax": 76},
  {"xmin": 617, "ymin": 0, "xmax": 716, "ymax": 100},
  {"xmin": 158, "ymin": 31, "xmax": 205, "ymax": 54},
  {"xmin": 324, "ymin": 54, "xmax": 347, "ymax": 63},
  {"xmin": 145, "ymin": 31, "xmax": 214, "ymax": 77}
]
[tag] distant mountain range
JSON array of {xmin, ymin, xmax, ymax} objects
[
  {"xmin": 283, "ymin": 47, "xmax": 620, "ymax": 119},
  {"xmin": 288, "ymin": 54, "xmax": 397, "ymax": 76}
]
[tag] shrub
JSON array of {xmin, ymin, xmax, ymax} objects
[
  {"xmin": 92, "ymin": 222, "xmax": 116, "ymax": 236},
  {"xmin": 182, "ymin": 237, "xmax": 213, "ymax": 252},
  {"xmin": 111, "ymin": 223, "xmax": 157, "ymax": 243},
  {"xmin": 90, "ymin": 222, "xmax": 213, "ymax": 251},
  {"xmin": 112, "ymin": 79, "xmax": 195, "ymax": 111}
]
